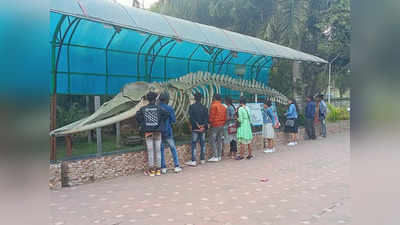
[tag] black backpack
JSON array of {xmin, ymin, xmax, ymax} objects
[{"xmin": 141, "ymin": 104, "xmax": 162, "ymax": 132}]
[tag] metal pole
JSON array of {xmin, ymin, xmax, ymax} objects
[
  {"xmin": 328, "ymin": 63, "xmax": 331, "ymax": 104},
  {"xmin": 94, "ymin": 96, "xmax": 102, "ymax": 157},
  {"xmin": 116, "ymin": 122, "xmax": 121, "ymax": 147}
]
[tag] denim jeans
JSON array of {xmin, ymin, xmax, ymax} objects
[
  {"xmin": 160, "ymin": 137, "xmax": 180, "ymax": 168},
  {"xmin": 320, "ymin": 117, "xmax": 327, "ymax": 137},
  {"xmin": 145, "ymin": 132, "xmax": 162, "ymax": 168},
  {"xmin": 210, "ymin": 126, "xmax": 224, "ymax": 158},
  {"xmin": 191, "ymin": 131, "xmax": 206, "ymax": 161}
]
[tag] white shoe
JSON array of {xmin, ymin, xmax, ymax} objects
[
  {"xmin": 264, "ymin": 149, "xmax": 273, "ymax": 153},
  {"xmin": 208, "ymin": 157, "xmax": 219, "ymax": 162},
  {"xmin": 294, "ymin": 142, "xmax": 298, "ymax": 145},
  {"xmin": 218, "ymin": 157, "xmax": 222, "ymax": 161},
  {"xmin": 200, "ymin": 160, "xmax": 206, "ymax": 164},
  {"xmin": 287, "ymin": 142, "xmax": 295, "ymax": 146},
  {"xmin": 184, "ymin": 161, "xmax": 197, "ymax": 167},
  {"xmin": 174, "ymin": 167, "xmax": 182, "ymax": 173},
  {"xmin": 161, "ymin": 168, "xmax": 167, "ymax": 174}
]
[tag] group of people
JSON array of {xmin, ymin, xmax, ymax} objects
[
  {"xmin": 136, "ymin": 91, "xmax": 327, "ymax": 177},
  {"xmin": 283, "ymin": 94, "xmax": 328, "ymax": 146}
]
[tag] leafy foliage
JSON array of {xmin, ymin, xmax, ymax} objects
[
  {"xmin": 151, "ymin": 0, "xmax": 351, "ymax": 104},
  {"xmin": 326, "ymin": 103, "xmax": 350, "ymax": 122}
]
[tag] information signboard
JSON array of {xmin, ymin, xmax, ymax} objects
[{"xmin": 233, "ymin": 103, "xmax": 264, "ymax": 126}]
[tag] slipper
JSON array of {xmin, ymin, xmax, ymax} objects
[
  {"xmin": 236, "ymin": 156, "xmax": 244, "ymax": 160},
  {"xmin": 246, "ymin": 155, "xmax": 254, "ymax": 160}
]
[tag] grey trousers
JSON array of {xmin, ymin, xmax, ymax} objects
[
  {"xmin": 145, "ymin": 132, "xmax": 162, "ymax": 168},
  {"xmin": 210, "ymin": 126, "xmax": 225, "ymax": 158},
  {"xmin": 305, "ymin": 118, "xmax": 316, "ymax": 140}
]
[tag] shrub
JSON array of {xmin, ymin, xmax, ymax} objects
[{"xmin": 327, "ymin": 104, "xmax": 350, "ymax": 122}]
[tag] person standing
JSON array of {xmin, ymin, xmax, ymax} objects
[
  {"xmin": 236, "ymin": 97, "xmax": 254, "ymax": 160},
  {"xmin": 136, "ymin": 92, "xmax": 169, "ymax": 177},
  {"xmin": 262, "ymin": 100, "xmax": 276, "ymax": 153},
  {"xmin": 305, "ymin": 96, "xmax": 316, "ymax": 140},
  {"xmin": 284, "ymin": 99, "xmax": 298, "ymax": 146},
  {"xmin": 224, "ymin": 97, "xmax": 237, "ymax": 159},
  {"xmin": 159, "ymin": 92, "xmax": 182, "ymax": 174},
  {"xmin": 185, "ymin": 93, "xmax": 209, "ymax": 167},
  {"xmin": 317, "ymin": 94, "xmax": 327, "ymax": 137},
  {"xmin": 208, "ymin": 94, "xmax": 227, "ymax": 162}
]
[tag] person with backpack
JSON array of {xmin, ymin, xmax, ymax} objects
[
  {"xmin": 317, "ymin": 94, "xmax": 327, "ymax": 137},
  {"xmin": 185, "ymin": 92, "xmax": 209, "ymax": 167},
  {"xmin": 208, "ymin": 94, "xmax": 227, "ymax": 162},
  {"xmin": 224, "ymin": 97, "xmax": 238, "ymax": 159},
  {"xmin": 159, "ymin": 92, "xmax": 182, "ymax": 174},
  {"xmin": 136, "ymin": 92, "xmax": 170, "ymax": 177},
  {"xmin": 236, "ymin": 97, "xmax": 254, "ymax": 160},
  {"xmin": 262, "ymin": 100, "xmax": 277, "ymax": 153}
]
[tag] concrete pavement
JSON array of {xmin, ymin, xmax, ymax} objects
[{"xmin": 50, "ymin": 130, "xmax": 350, "ymax": 225}]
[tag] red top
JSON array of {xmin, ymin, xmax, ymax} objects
[{"xmin": 209, "ymin": 100, "xmax": 227, "ymax": 127}]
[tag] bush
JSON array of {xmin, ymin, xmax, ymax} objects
[{"xmin": 327, "ymin": 104, "xmax": 350, "ymax": 122}]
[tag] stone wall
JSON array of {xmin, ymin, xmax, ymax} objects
[{"xmin": 49, "ymin": 121, "xmax": 349, "ymax": 189}]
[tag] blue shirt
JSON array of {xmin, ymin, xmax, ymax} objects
[
  {"xmin": 285, "ymin": 103, "xmax": 298, "ymax": 119},
  {"xmin": 305, "ymin": 101, "xmax": 316, "ymax": 119},
  {"xmin": 262, "ymin": 107, "xmax": 275, "ymax": 124},
  {"xmin": 160, "ymin": 103, "xmax": 176, "ymax": 138}
]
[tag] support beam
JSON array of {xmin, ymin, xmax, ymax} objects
[
  {"xmin": 116, "ymin": 122, "xmax": 121, "ymax": 147},
  {"xmin": 86, "ymin": 96, "xmax": 92, "ymax": 144},
  {"xmin": 66, "ymin": 136, "xmax": 72, "ymax": 156},
  {"xmin": 94, "ymin": 96, "xmax": 102, "ymax": 157}
]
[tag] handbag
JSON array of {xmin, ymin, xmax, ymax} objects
[
  {"xmin": 227, "ymin": 123, "xmax": 237, "ymax": 134},
  {"xmin": 285, "ymin": 119, "xmax": 295, "ymax": 127}
]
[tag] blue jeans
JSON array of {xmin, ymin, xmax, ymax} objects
[
  {"xmin": 191, "ymin": 131, "xmax": 206, "ymax": 161},
  {"xmin": 160, "ymin": 136, "xmax": 180, "ymax": 168}
]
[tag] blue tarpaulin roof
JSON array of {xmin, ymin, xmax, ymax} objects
[{"xmin": 50, "ymin": 0, "xmax": 327, "ymax": 96}]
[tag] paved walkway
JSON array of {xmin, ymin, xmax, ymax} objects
[{"xmin": 50, "ymin": 130, "xmax": 350, "ymax": 225}]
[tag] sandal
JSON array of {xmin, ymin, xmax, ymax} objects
[
  {"xmin": 236, "ymin": 156, "xmax": 244, "ymax": 160},
  {"xmin": 246, "ymin": 155, "xmax": 254, "ymax": 160}
]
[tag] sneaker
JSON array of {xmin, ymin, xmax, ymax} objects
[
  {"xmin": 184, "ymin": 161, "xmax": 197, "ymax": 167},
  {"xmin": 264, "ymin": 148, "xmax": 273, "ymax": 153},
  {"xmin": 218, "ymin": 157, "xmax": 222, "ymax": 161},
  {"xmin": 200, "ymin": 160, "xmax": 206, "ymax": 164},
  {"xmin": 174, "ymin": 167, "xmax": 182, "ymax": 173},
  {"xmin": 155, "ymin": 169, "xmax": 161, "ymax": 176},
  {"xmin": 287, "ymin": 142, "xmax": 295, "ymax": 146},
  {"xmin": 208, "ymin": 157, "xmax": 219, "ymax": 162},
  {"xmin": 236, "ymin": 156, "xmax": 244, "ymax": 160},
  {"xmin": 149, "ymin": 170, "xmax": 155, "ymax": 177},
  {"xmin": 161, "ymin": 168, "xmax": 167, "ymax": 174}
]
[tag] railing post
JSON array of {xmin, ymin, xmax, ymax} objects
[{"xmin": 94, "ymin": 96, "xmax": 102, "ymax": 157}]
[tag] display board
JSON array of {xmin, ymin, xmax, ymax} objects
[{"xmin": 233, "ymin": 103, "xmax": 264, "ymax": 126}]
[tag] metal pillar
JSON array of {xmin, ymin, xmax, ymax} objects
[
  {"xmin": 116, "ymin": 122, "xmax": 121, "ymax": 147},
  {"xmin": 328, "ymin": 63, "xmax": 331, "ymax": 104},
  {"xmin": 94, "ymin": 96, "xmax": 102, "ymax": 156}
]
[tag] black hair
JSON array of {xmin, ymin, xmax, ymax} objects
[
  {"xmin": 239, "ymin": 96, "xmax": 247, "ymax": 104},
  {"xmin": 225, "ymin": 96, "xmax": 235, "ymax": 109},
  {"xmin": 318, "ymin": 94, "xmax": 324, "ymax": 100},
  {"xmin": 214, "ymin": 93, "xmax": 222, "ymax": 101},
  {"xmin": 159, "ymin": 92, "xmax": 169, "ymax": 103},
  {"xmin": 307, "ymin": 95, "xmax": 314, "ymax": 101},
  {"xmin": 265, "ymin": 100, "xmax": 272, "ymax": 107},
  {"xmin": 146, "ymin": 92, "xmax": 158, "ymax": 102},
  {"xmin": 194, "ymin": 92, "xmax": 203, "ymax": 102}
]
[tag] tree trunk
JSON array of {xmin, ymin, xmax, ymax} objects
[{"xmin": 292, "ymin": 61, "xmax": 304, "ymax": 112}]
